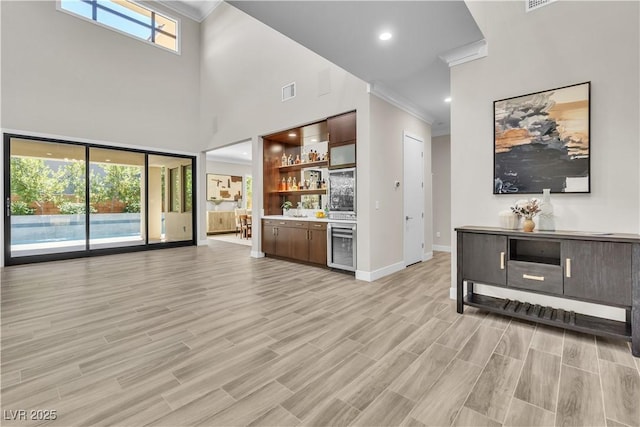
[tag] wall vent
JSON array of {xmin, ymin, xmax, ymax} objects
[
  {"xmin": 282, "ymin": 82, "xmax": 296, "ymax": 101},
  {"xmin": 526, "ymin": 0, "xmax": 554, "ymax": 12}
]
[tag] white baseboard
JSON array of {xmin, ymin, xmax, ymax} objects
[
  {"xmin": 198, "ymin": 239, "xmax": 209, "ymax": 246},
  {"xmin": 251, "ymin": 251, "xmax": 265, "ymax": 258},
  {"xmin": 433, "ymin": 245, "xmax": 451, "ymax": 252},
  {"xmin": 356, "ymin": 261, "xmax": 405, "ymax": 282},
  {"xmin": 450, "ymin": 283, "xmax": 626, "ymax": 322},
  {"xmin": 423, "ymin": 251, "xmax": 433, "ymax": 261}
]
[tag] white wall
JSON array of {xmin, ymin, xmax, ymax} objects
[
  {"xmin": 199, "ymin": 3, "xmax": 374, "ymax": 270},
  {"xmin": 451, "ymin": 1, "xmax": 640, "ymax": 302},
  {"xmin": 1, "ymin": 1, "xmax": 201, "ymax": 152},
  {"xmin": 432, "ymin": 134, "xmax": 451, "ymax": 251},
  {"xmin": 367, "ymin": 94, "xmax": 432, "ymax": 277}
]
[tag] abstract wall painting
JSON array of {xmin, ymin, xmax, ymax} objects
[
  {"xmin": 206, "ymin": 174, "xmax": 243, "ymax": 201},
  {"xmin": 494, "ymin": 82, "xmax": 590, "ymax": 194}
]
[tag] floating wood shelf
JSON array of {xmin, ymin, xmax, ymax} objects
[
  {"xmin": 278, "ymin": 161, "xmax": 328, "ymax": 172},
  {"xmin": 275, "ymin": 189, "xmax": 326, "ymax": 196}
]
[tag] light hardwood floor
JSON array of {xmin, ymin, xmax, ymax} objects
[{"xmin": 1, "ymin": 242, "xmax": 639, "ymax": 426}]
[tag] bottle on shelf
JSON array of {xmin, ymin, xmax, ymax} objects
[
  {"xmin": 292, "ymin": 177, "xmax": 297, "ymax": 190},
  {"xmin": 281, "ymin": 152, "xmax": 287, "ymax": 167},
  {"xmin": 302, "ymin": 150, "xmax": 308, "ymax": 163},
  {"xmin": 321, "ymin": 179, "xmax": 326, "ymax": 189},
  {"xmin": 286, "ymin": 176, "xmax": 292, "ymax": 191},
  {"xmin": 280, "ymin": 177, "xmax": 286, "ymax": 191},
  {"xmin": 295, "ymin": 154, "xmax": 300, "ymax": 164}
]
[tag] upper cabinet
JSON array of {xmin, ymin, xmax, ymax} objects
[{"xmin": 328, "ymin": 111, "xmax": 356, "ymax": 169}]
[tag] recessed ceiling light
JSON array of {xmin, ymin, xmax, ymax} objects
[
  {"xmin": 105, "ymin": 159, "xmax": 111, "ymax": 162},
  {"xmin": 444, "ymin": 97, "xmax": 452, "ymax": 103},
  {"xmin": 379, "ymin": 32, "xmax": 392, "ymax": 41},
  {"xmin": 311, "ymin": 138, "xmax": 318, "ymax": 142},
  {"xmin": 288, "ymin": 133, "xmax": 297, "ymax": 137},
  {"xmin": 242, "ymin": 152, "xmax": 248, "ymax": 155},
  {"xmin": 46, "ymin": 152, "xmax": 52, "ymax": 156}
]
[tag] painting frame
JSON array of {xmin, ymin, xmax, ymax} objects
[
  {"xmin": 493, "ymin": 81, "xmax": 591, "ymax": 195},
  {"xmin": 206, "ymin": 173, "xmax": 243, "ymax": 202}
]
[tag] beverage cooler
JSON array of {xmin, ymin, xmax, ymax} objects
[{"xmin": 327, "ymin": 223, "xmax": 356, "ymax": 272}]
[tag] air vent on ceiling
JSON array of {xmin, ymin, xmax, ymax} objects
[
  {"xmin": 526, "ymin": 0, "xmax": 554, "ymax": 12},
  {"xmin": 282, "ymin": 82, "xmax": 296, "ymax": 101}
]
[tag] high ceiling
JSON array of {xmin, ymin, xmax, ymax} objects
[
  {"xmin": 164, "ymin": 0, "xmax": 484, "ymax": 138},
  {"xmin": 227, "ymin": 1, "xmax": 484, "ymax": 136}
]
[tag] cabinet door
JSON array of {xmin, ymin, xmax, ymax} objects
[
  {"xmin": 224, "ymin": 212, "xmax": 236, "ymax": 232},
  {"xmin": 207, "ymin": 212, "xmax": 216, "ymax": 233},
  {"xmin": 328, "ymin": 111, "xmax": 356, "ymax": 144},
  {"xmin": 308, "ymin": 229, "xmax": 327, "ymax": 265},
  {"xmin": 262, "ymin": 223, "xmax": 277, "ymax": 255},
  {"xmin": 276, "ymin": 226, "xmax": 308, "ymax": 261},
  {"xmin": 563, "ymin": 241, "xmax": 632, "ymax": 306},
  {"xmin": 462, "ymin": 233, "xmax": 507, "ymax": 286}
]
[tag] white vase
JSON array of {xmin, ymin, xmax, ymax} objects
[
  {"xmin": 538, "ymin": 188, "xmax": 555, "ymax": 231},
  {"xmin": 499, "ymin": 210, "xmax": 520, "ymax": 229}
]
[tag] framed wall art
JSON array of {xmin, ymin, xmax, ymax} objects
[
  {"xmin": 494, "ymin": 82, "xmax": 590, "ymax": 194},
  {"xmin": 206, "ymin": 174, "xmax": 243, "ymax": 201}
]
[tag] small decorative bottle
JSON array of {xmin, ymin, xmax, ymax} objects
[
  {"xmin": 280, "ymin": 177, "xmax": 286, "ymax": 191},
  {"xmin": 288, "ymin": 154, "xmax": 293, "ymax": 165},
  {"xmin": 286, "ymin": 176, "xmax": 292, "ymax": 191},
  {"xmin": 538, "ymin": 188, "xmax": 555, "ymax": 231},
  {"xmin": 292, "ymin": 177, "xmax": 297, "ymax": 190},
  {"xmin": 295, "ymin": 154, "xmax": 300, "ymax": 164},
  {"xmin": 281, "ymin": 152, "xmax": 287, "ymax": 167}
]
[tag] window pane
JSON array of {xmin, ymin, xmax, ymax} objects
[
  {"xmin": 89, "ymin": 148, "xmax": 145, "ymax": 250},
  {"xmin": 60, "ymin": 0, "xmax": 178, "ymax": 52},
  {"xmin": 96, "ymin": 8, "xmax": 151, "ymax": 41},
  {"xmin": 149, "ymin": 155, "xmax": 192, "ymax": 243},
  {"xmin": 9, "ymin": 138, "xmax": 87, "ymax": 257},
  {"xmin": 154, "ymin": 13, "xmax": 177, "ymax": 50},
  {"xmin": 61, "ymin": 0, "xmax": 93, "ymax": 19},
  {"xmin": 108, "ymin": 0, "xmax": 152, "ymax": 24}
]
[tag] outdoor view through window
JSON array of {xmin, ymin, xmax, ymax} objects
[{"xmin": 59, "ymin": 0, "xmax": 178, "ymax": 52}]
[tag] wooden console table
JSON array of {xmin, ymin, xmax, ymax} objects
[{"xmin": 456, "ymin": 226, "xmax": 640, "ymax": 356}]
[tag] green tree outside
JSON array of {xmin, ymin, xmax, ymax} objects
[{"xmin": 10, "ymin": 158, "xmax": 65, "ymax": 214}]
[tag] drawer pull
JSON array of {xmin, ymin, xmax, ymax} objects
[
  {"xmin": 313, "ymin": 224, "xmax": 322, "ymax": 228},
  {"xmin": 566, "ymin": 258, "xmax": 571, "ymax": 278},
  {"xmin": 278, "ymin": 222, "xmax": 286, "ymax": 225},
  {"xmin": 500, "ymin": 252, "xmax": 505, "ymax": 270},
  {"xmin": 523, "ymin": 274, "xmax": 545, "ymax": 282}
]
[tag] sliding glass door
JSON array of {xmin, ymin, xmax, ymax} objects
[
  {"xmin": 3, "ymin": 134, "xmax": 196, "ymax": 265},
  {"xmin": 89, "ymin": 148, "xmax": 146, "ymax": 250},
  {"xmin": 7, "ymin": 138, "xmax": 87, "ymax": 258},
  {"xmin": 147, "ymin": 154, "xmax": 193, "ymax": 244}
]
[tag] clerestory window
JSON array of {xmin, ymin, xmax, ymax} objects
[{"xmin": 58, "ymin": 0, "xmax": 179, "ymax": 53}]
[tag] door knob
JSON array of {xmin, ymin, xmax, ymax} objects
[{"xmin": 406, "ymin": 216, "xmax": 413, "ymax": 220}]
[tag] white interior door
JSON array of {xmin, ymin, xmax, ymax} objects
[{"xmin": 403, "ymin": 132, "xmax": 424, "ymax": 266}]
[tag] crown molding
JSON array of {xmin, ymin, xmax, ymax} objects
[
  {"xmin": 157, "ymin": 0, "xmax": 221, "ymax": 22},
  {"xmin": 439, "ymin": 39, "xmax": 488, "ymax": 67},
  {"xmin": 367, "ymin": 83, "xmax": 434, "ymax": 126}
]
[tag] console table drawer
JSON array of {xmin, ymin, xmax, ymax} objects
[{"xmin": 508, "ymin": 261, "xmax": 563, "ymax": 295}]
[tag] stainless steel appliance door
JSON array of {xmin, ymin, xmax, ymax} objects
[
  {"xmin": 327, "ymin": 223, "xmax": 357, "ymax": 271},
  {"xmin": 328, "ymin": 168, "xmax": 356, "ymax": 214}
]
